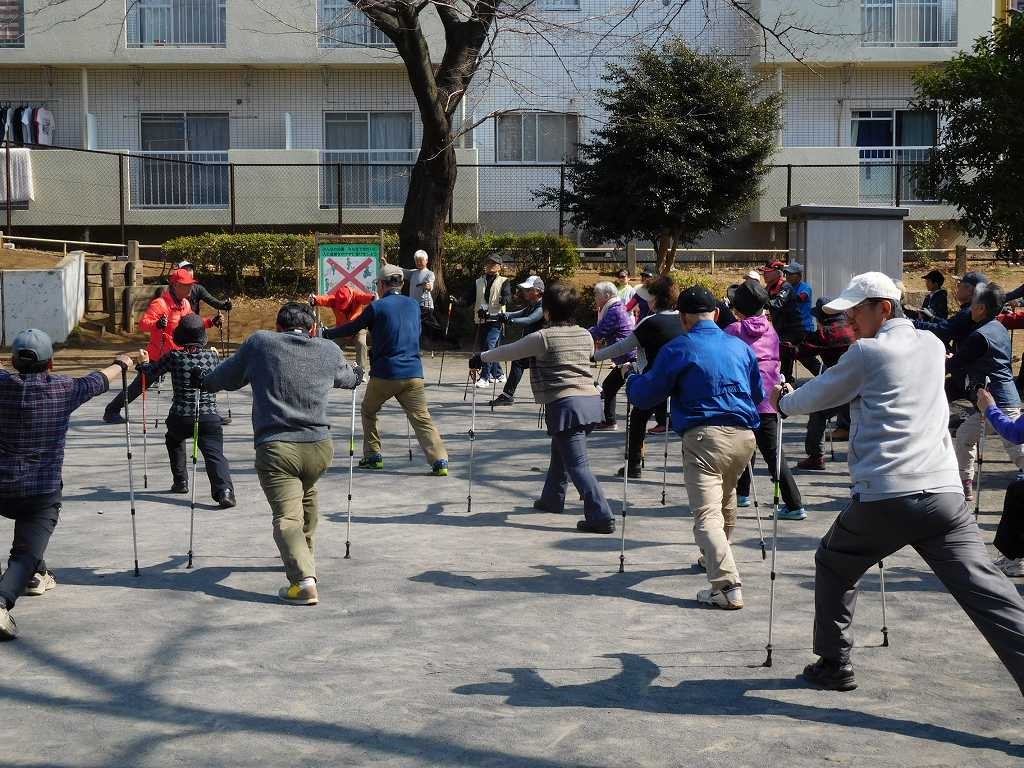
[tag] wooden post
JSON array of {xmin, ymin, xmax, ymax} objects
[
  {"xmin": 710, "ymin": 250, "xmax": 716, "ymax": 275},
  {"xmin": 101, "ymin": 261, "xmax": 113, "ymax": 316},
  {"xmin": 128, "ymin": 240, "xmax": 140, "ymax": 264},
  {"xmin": 955, "ymin": 244, "xmax": 967, "ymax": 276},
  {"xmin": 125, "ymin": 260, "xmax": 136, "ymax": 293},
  {"xmin": 121, "ymin": 286, "xmax": 132, "ymax": 331},
  {"xmin": 626, "ymin": 241, "xmax": 637, "ymax": 276}
]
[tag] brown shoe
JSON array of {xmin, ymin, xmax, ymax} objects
[
  {"xmin": 797, "ymin": 455, "xmax": 827, "ymax": 471},
  {"xmin": 592, "ymin": 420, "xmax": 617, "ymax": 431},
  {"xmin": 278, "ymin": 582, "xmax": 319, "ymax": 605},
  {"xmin": 830, "ymin": 428, "xmax": 849, "ymax": 441}
]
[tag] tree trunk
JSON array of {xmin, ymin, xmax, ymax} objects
[
  {"xmin": 655, "ymin": 231, "xmax": 674, "ymax": 274},
  {"xmin": 398, "ymin": 138, "xmax": 456, "ymax": 293}
]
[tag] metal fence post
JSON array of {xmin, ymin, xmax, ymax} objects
[
  {"xmin": 558, "ymin": 164, "xmax": 566, "ymax": 238},
  {"xmin": 336, "ymin": 163, "xmax": 343, "ymax": 235},
  {"xmin": 229, "ymin": 163, "xmax": 237, "ymax": 234},
  {"xmin": 118, "ymin": 153, "xmax": 126, "ymax": 257},
  {"xmin": 5, "ymin": 140, "xmax": 11, "ymax": 236},
  {"xmin": 894, "ymin": 162, "xmax": 902, "ymax": 208},
  {"xmin": 785, "ymin": 164, "xmax": 793, "ymax": 208}
]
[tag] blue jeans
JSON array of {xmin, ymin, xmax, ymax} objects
[
  {"xmin": 540, "ymin": 428, "xmax": 613, "ymax": 523},
  {"xmin": 482, "ymin": 323, "xmax": 503, "ymax": 381}
]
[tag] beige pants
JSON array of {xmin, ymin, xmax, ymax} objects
[
  {"xmin": 334, "ymin": 328, "xmax": 369, "ymax": 370},
  {"xmin": 682, "ymin": 425, "xmax": 757, "ymax": 590},
  {"xmin": 361, "ymin": 376, "xmax": 447, "ymax": 464},
  {"xmin": 955, "ymin": 408, "xmax": 1024, "ymax": 486}
]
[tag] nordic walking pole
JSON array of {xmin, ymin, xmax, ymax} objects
[
  {"xmin": 220, "ymin": 313, "xmax": 232, "ymax": 424},
  {"xmin": 748, "ymin": 459, "xmax": 767, "ymax": 560},
  {"xmin": 467, "ymin": 369, "xmax": 478, "ymax": 513},
  {"xmin": 490, "ymin": 321, "xmax": 505, "ymax": 412},
  {"xmin": 154, "ymin": 334, "xmax": 166, "ymax": 429},
  {"xmin": 187, "ymin": 384, "xmax": 200, "ymax": 569},
  {"xmin": 140, "ymin": 371, "xmax": 149, "ymax": 490},
  {"xmin": 120, "ymin": 363, "xmax": 140, "ymax": 578},
  {"xmin": 975, "ymin": 377, "xmax": 990, "ymax": 519},
  {"xmin": 619, "ymin": 404, "xmax": 630, "ymax": 573},
  {"xmin": 406, "ymin": 419, "xmax": 413, "ymax": 463},
  {"xmin": 437, "ymin": 300, "xmax": 453, "ymax": 386},
  {"xmin": 593, "ymin": 358, "xmax": 606, "ymax": 388},
  {"xmin": 660, "ymin": 412, "xmax": 670, "ymax": 506},
  {"xmin": 464, "ymin": 323, "xmax": 482, "ymax": 401},
  {"xmin": 344, "ymin": 385, "xmax": 356, "ymax": 559},
  {"xmin": 878, "ymin": 559, "xmax": 890, "ymax": 647},
  {"xmin": 764, "ymin": 377, "xmax": 786, "ymax": 668},
  {"xmin": 827, "ymin": 417, "xmax": 836, "ymax": 461}
]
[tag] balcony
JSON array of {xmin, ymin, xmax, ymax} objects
[
  {"xmin": 862, "ymin": 0, "xmax": 957, "ymax": 47},
  {"xmin": 129, "ymin": 151, "xmax": 229, "ymax": 209},
  {"xmin": 126, "ymin": 0, "xmax": 227, "ymax": 48},
  {"xmin": 319, "ymin": 150, "xmax": 418, "ymax": 208},
  {"xmin": 858, "ymin": 147, "xmax": 936, "ymax": 204},
  {"xmin": 318, "ymin": 4, "xmax": 394, "ymax": 48},
  {"xmin": 0, "ymin": 0, "xmax": 23, "ymax": 48}
]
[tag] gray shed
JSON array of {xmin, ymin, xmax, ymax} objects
[{"xmin": 781, "ymin": 205, "xmax": 909, "ymax": 301}]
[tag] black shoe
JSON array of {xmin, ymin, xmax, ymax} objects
[
  {"xmin": 220, "ymin": 416, "xmax": 233, "ymax": 426},
  {"xmin": 577, "ymin": 519, "xmax": 615, "ymax": 534},
  {"xmin": 216, "ymin": 489, "xmax": 236, "ymax": 509},
  {"xmin": 615, "ymin": 464, "xmax": 642, "ymax": 479},
  {"xmin": 169, "ymin": 482, "xmax": 188, "ymax": 494},
  {"xmin": 488, "ymin": 394, "xmax": 514, "ymax": 407},
  {"xmin": 802, "ymin": 657, "xmax": 857, "ymax": 691},
  {"xmin": 533, "ymin": 499, "xmax": 563, "ymax": 514},
  {"xmin": 103, "ymin": 411, "xmax": 126, "ymax": 425}
]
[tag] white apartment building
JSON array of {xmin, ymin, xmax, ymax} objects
[{"xmin": 0, "ymin": 0, "xmax": 1003, "ymax": 246}]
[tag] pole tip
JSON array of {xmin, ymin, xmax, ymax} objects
[{"xmin": 344, "ymin": 541, "xmax": 351, "ymax": 559}]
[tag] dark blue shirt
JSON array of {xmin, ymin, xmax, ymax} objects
[
  {"xmin": 0, "ymin": 370, "xmax": 108, "ymax": 498},
  {"xmin": 915, "ymin": 305, "xmax": 975, "ymax": 346},
  {"xmin": 328, "ymin": 292, "xmax": 424, "ymax": 380},
  {"xmin": 626, "ymin": 320, "xmax": 763, "ymax": 434}
]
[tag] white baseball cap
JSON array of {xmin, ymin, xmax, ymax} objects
[
  {"xmin": 517, "ymin": 275, "xmax": 544, "ymax": 292},
  {"xmin": 745, "ymin": 270, "xmax": 761, "ymax": 282},
  {"xmin": 823, "ymin": 272, "xmax": 902, "ymax": 313}
]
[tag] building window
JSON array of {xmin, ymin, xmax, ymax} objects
[
  {"xmin": 496, "ymin": 112, "xmax": 579, "ymax": 164},
  {"xmin": 322, "ymin": 112, "xmax": 416, "ymax": 207},
  {"xmin": 127, "ymin": 0, "xmax": 227, "ymax": 47},
  {"xmin": 133, "ymin": 112, "xmax": 229, "ymax": 208},
  {"xmin": 851, "ymin": 109, "xmax": 937, "ymax": 203},
  {"xmin": 862, "ymin": 0, "xmax": 957, "ymax": 47},
  {"xmin": 0, "ymin": 0, "xmax": 24, "ymax": 48},
  {"xmin": 318, "ymin": 1, "xmax": 393, "ymax": 48}
]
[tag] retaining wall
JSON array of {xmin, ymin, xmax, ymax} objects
[{"xmin": 0, "ymin": 250, "xmax": 86, "ymax": 346}]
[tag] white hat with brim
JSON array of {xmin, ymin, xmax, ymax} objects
[
  {"xmin": 517, "ymin": 275, "xmax": 544, "ymax": 291},
  {"xmin": 823, "ymin": 271, "xmax": 902, "ymax": 314}
]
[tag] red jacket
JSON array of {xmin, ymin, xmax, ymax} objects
[
  {"xmin": 314, "ymin": 285, "xmax": 374, "ymax": 328},
  {"xmin": 139, "ymin": 290, "xmax": 212, "ymax": 361},
  {"xmin": 998, "ymin": 309, "xmax": 1024, "ymax": 330}
]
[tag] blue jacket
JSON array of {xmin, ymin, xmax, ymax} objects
[
  {"xmin": 625, "ymin": 320, "xmax": 763, "ymax": 434},
  {"xmin": 915, "ymin": 304, "xmax": 975, "ymax": 347},
  {"xmin": 328, "ymin": 292, "xmax": 423, "ymax": 380}
]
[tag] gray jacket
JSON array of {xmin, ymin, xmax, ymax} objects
[{"xmin": 779, "ymin": 318, "xmax": 962, "ymax": 500}]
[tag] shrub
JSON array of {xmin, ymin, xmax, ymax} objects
[
  {"xmin": 670, "ymin": 270, "xmax": 734, "ymax": 299},
  {"xmin": 163, "ymin": 233, "xmax": 315, "ymax": 295}
]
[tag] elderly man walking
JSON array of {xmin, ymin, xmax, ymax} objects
[
  {"xmin": 202, "ymin": 302, "xmax": 363, "ymax": 605},
  {"xmin": 626, "ymin": 285, "xmax": 762, "ymax": 609},
  {"xmin": 774, "ymin": 272, "xmax": 1024, "ymax": 693}
]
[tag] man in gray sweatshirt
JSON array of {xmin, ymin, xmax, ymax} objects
[
  {"xmin": 773, "ymin": 272, "xmax": 1024, "ymax": 694},
  {"xmin": 202, "ymin": 302, "xmax": 363, "ymax": 606}
]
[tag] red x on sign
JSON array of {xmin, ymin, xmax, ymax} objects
[{"xmin": 327, "ymin": 257, "xmax": 374, "ymax": 293}]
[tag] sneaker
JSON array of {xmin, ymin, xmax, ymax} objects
[
  {"xmin": 592, "ymin": 420, "xmax": 617, "ymax": 431},
  {"xmin": 358, "ymin": 454, "xmax": 384, "ymax": 470},
  {"xmin": 737, "ymin": 495, "xmax": 751, "ymax": 508},
  {"xmin": 0, "ymin": 606, "xmax": 15, "ymax": 640},
  {"xmin": 802, "ymin": 657, "xmax": 857, "ymax": 691},
  {"xmin": 576, "ymin": 519, "xmax": 615, "ymax": 534},
  {"xmin": 431, "ymin": 459, "xmax": 449, "ymax": 477},
  {"xmin": 797, "ymin": 455, "xmax": 827, "ymax": 471},
  {"xmin": 647, "ymin": 424, "xmax": 667, "ymax": 435},
  {"xmin": 169, "ymin": 482, "xmax": 188, "ymax": 494},
  {"xmin": 495, "ymin": 375, "xmax": 507, "ymax": 384},
  {"xmin": 278, "ymin": 582, "xmax": 319, "ymax": 606},
  {"xmin": 776, "ymin": 505, "xmax": 807, "ymax": 521},
  {"xmin": 1000, "ymin": 558, "xmax": 1024, "ymax": 577},
  {"xmin": 215, "ymin": 489, "xmax": 237, "ymax": 509},
  {"xmin": 24, "ymin": 570, "xmax": 56, "ymax": 597},
  {"xmin": 615, "ymin": 464, "xmax": 642, "ymax": 479},
  {"xmin": 488, "ymin": 394, "xmax": 514, "ymax": 407},
  {"xmin": 830, "ymin": 428, "xmax": 850, "ymax": 441},
  {"xmin": 696, "ymin": 584, "xmax": 744, "ymax": 610},
  {"xmin": 103, "ymin": 411, "xmax": 126, "ymax": 425},
  {"xmin": 475, "ymin": 378, "xmax": 493, "ymax": 389},
  {"xmin": 993, "ymin": 555, "xmax": 1010, "ymax": 568},
  {"xmin": 220, "ymin": 416, "xmax": 233, "ymax": 426}
]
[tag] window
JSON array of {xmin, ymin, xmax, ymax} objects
[
  {"xmin": 496, "ymin": 112, "xmax": 579, "ymax": 164},
  {"xmin": 322, "ymin": 112, "xmax": 415, "ymax": 207},
  {"xmin": 851, "ymin": 109, "xmax": 938, "ymax": 203},
  {"xmin": 862, "ymin": 0, "xmax": 957, "ymax": 46},
  {"xmin": 318, "ymin": 1, "xmax": 393, "ymax": 48},
  {"xmin": 127, "ymin": 0, "xmax": 226, "ymax": 47},
  {"xmin": 134, "ymin": 113, "xmax": 229, "ymax": 208},
  {"xmin": 0, "ymin": 0, "xmax": 24, "ymax": 48}
]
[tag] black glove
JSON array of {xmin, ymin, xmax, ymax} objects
[
  {"xmin": 212, "ymin": 314, "xmax": 224, "ymax": 328},
  {"xmin": 223, "ymin": 300, "xmax": 233, "ymax": 312},
  {"xmin": 189, "ymin": 368, "xmax": 204, "ymax": 390},
  {"xmin": 350, "ymin": 364, "xmax": 366, "ymax": 387},
  {"xmin": 157, "ymin": 314, "xmax": 168, "ymax": 329},
  {"xmin": 477, "ymin": 308, "xmax": 489, "ymax": 321},
  {"xmin": 469, "ymin": 353, "xmax": 483, "ymax": 370}
]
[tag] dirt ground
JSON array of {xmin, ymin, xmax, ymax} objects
[{"xmin": 0, "ymin": 247, "xmax": 70, "ymax": 269}]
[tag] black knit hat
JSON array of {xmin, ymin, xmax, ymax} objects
[
  {"xmin": 731, "ymin": 279, "xmax": 770, "ymax": 316},
  {"xmin": 677, "ymin": 285, "xmax": 717, "ymax": 314},
  {"xmin": 173, "ymin": 313, "xmax": 207, "ymax": 347}
]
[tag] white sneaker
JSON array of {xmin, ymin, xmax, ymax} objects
[
  {"xmin": 993, "ymin": 555, "xmax": 1010, "ymax": 568},
  {"xmin": 697, "ymin": 584, "xmax": 744, "ymax": 610},
  {"xmin": 1000, "ymin": 558, "xmax": 1024, "ymax": 577},
  {"xmin": 475, "ymin": 378, "xmax": 492, "ymax": 388},
  {"xmin": 495, "ymin": 375, "xmax": 507, "ymax": 384},
  {"xmin": 0, "ymin": 606, "xmax": 15, "ymax": 640},
  {"xmin": 23, "ymin": 570, "xmax": 56, "ymax": 597}
]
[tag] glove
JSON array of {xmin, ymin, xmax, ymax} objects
[
  {"xmin": 308, "ymin": 294, "xmax": 317, "ymax": 307},
  {"xmin": 468, "ymin": 353, "xmax": 483, "ymax": 370},
  {"xmin": 157, "ymin": 314, "xmax": 168, "ymax": 329},
  {"xmin": 212, "ymin": 314, "xmax": 224, "ymax": 328},
  {"xmin": 496, "ymin": 312, "xmax": 510, "ymax": 323},
  {"xmin": 477, "ymin": 308, "xmax": 489, "ymax": 321},
  {"xmin": 350, "ymin": 364, "xmax": 366, "ymax": 387},
  {"xmin": 189, "ymin": 368, "xmax": 204, "ymax": 390},
  {"xmin": 223, "ymin": 300, "xmax": 233, "ymax": 312}
]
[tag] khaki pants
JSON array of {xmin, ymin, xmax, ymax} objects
[
  {"xmin": 334, "ymin": 328, "xmax": 369, "ymax": 370},
  {"xmin": 682, "ymin": 425, "xmax": 757, "ymax": 590},
  {"xmin": 255, "ymin": 439, "xmax": 334, "ymax": 584},
  {"xmin": 956, "ymin": 409, "xmax": 1024, "ymax": 487},
  {"xmin": 362, "ymin": 377, "xmax": 447, "ymax": 464}
]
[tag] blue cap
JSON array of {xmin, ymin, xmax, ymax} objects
[{"xmin": 12, "ymin": 328, "xmax": 53, "ymax": 363}]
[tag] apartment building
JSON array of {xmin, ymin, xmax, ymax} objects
[{"xmin": 0, "ymin": 0, "xmax": 1001, "ymax": 246}]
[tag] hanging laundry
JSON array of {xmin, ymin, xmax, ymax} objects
[{"xmin": 0, "ymin": 147, "xmax": 35, "ymax": 202}]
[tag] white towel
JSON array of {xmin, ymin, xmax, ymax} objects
[{"xmin": 0, "ymin": 148, "xmax": 34, "ymax": 203}]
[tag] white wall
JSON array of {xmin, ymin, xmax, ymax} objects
[{"xmin": 0, "ymin": 250, "xmax": 85, "ymax": 345}]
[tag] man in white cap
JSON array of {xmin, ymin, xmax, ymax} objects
[
  {"xmin": 771, "ymin": 271, "xmax": 1024, "ymax": 694},
  {"xmin": 0, "ymin": 329, "xmax": 135, "ymax": 638},
  {"xmin": 487, "ymin": 275, "xmax": 545, "ymax": 407}
]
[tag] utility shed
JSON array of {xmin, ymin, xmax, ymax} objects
[{"xmin": 781, "ymin": 205, "xmax": 909, "ymax": 301}]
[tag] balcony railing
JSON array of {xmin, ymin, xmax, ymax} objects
[
  {"xmin": 862, "ymin": 0, "xmax": 957, "ymax": 47},
  {"xmin": 858, "ymin": 147, "xmax": 936, "ymax": 204},
  {"xmin": 129, "ymin": 151, "xmax": 229, "ymax": 209},
  {"xmin": 127, "ymin": 0, "xmax": 227, "ymax": 47},
  {"xmin": 319, "ymin": 150, "xmax": 417, "ymax": 208},
  {"xmin": 318, "ymin": 5, "xmax": 393, "ymax": 48},
  {"xmin": 0, "ymin": 0, "xmax": 24, "ymax": 47}
]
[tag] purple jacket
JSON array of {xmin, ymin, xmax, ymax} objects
[
  {"xmin": 589, "ymin": 298, "xmax": 636, "ymax": 365},
  {"xmin": 725, "ymin": 314, "xmax": 780, "ymax": 414}
]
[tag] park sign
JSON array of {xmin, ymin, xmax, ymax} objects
[{"xmin": 315, "ymin": 234, "xmax": 385, "ymax": 296}]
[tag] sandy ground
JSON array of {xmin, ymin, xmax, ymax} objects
[{"xmin": 0, "ymin": 248, "xmax": 70, "ymax": 269}]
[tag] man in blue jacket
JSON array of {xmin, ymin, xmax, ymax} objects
[
  {"xmin": 626, "ymin": 285, "xmax": 763, "ymax": 610},
  {"xmin": 326, "ymin": 264, "xmax": 448, "ymax": 476}
]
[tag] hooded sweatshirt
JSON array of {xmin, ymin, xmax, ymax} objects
[
  {"xmin": 313, "ymin": 285, "xmax": 374, "ymax": 327},
  {"xmin": 724, "ymin": 313, "xmax": 780, "ymax": 414}
]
